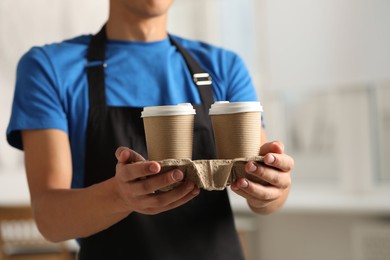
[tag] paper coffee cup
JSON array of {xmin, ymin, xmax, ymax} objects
[
  {"xmin": 209, "ymin": 101, "xmax": 263, "ymax": 159},
  {"xmin": 141, "ymin": 103, "xmax": 196, "ymax": 161}
]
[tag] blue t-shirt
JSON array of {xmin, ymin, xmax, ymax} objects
[{"xmin": 7, "ymin": 34, "xmax": 259, "ymax": 188}]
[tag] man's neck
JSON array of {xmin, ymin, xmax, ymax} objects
[{"xmin": 106, "ymin": 6, "xmax": 168, "ymax": 42}]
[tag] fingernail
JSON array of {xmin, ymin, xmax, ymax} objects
[
  {"xmin": 149, "ymin": 163, "xmax": 159, "ymax": 173},
  {"xmin": 248, "ymin": 162, "xmax": 257, "ymax": 173},
  {"xmin": 117, "ymin": 148, "xmax": 128, "ymax": 160},
  {"xmin": 265, "ymin": 155, "xmax": 275, "ymax": 164},
  {"xmin": 191, "ymin": 188, "xmax": 200, "ymax": 196},
  {"xmin": 239, "ymin": 179, "xmax": 249, "ymax": 188},
  {"xmin": 231, "ymin": 183, "xmax": 239, "ymax": 191},
  {"xmin": 173, "ymin": 170, "xmax": 183, "ymax": 181}
]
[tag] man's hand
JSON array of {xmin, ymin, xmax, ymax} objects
[
  {"xmin": 230, "ymin": 141, "xmax": 293, "ymax": 214},
  {"xmin": 113, "ymin": 147, "xmax": 200, "ymax": 215}
]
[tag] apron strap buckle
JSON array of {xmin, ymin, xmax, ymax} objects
[
  {"xmin": 193, "ymin": 73, "xmax": 212, "ymax": 86},
  {"xmin": 86, "ymin": 61, "xmax": 107, "ymax": 68}
]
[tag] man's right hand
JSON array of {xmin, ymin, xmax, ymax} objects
[{"xmin": 114, "ymin": 147, "xmax": 200, "ymax": 215}]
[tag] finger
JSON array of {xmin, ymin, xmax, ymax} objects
[
  {"xmin": 141, "ymin": 182, "xmax": 200, "ymax": 214},
  {"xmin": 117, "ymin": 161, "xmax": 161, "ymax": 182},
  {"xmin": 246, "ymin": 161, "xmax": 291, "ymax": 188},
  {"xmin": 231, "ymin": 178, "xmax": 280, "ymax": 203},
  {"xmin": 115, "ymin": 147, "xmax": 145, "ymax": 163},
  {"xmin": 262, "ymin": 153, "xmax": 294, "ymax": 172},
  {"xmin": 259, "ymin": 140, "xmax": 284, "ymax": 155},
  {"xmin": 129, "ymin": 169, "xmax": 185, "ymax": 195},
  {"xmin": 230, "ymin": 189, "xmax": 273, "ymax": 209}
]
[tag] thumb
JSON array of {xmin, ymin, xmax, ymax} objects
[
  {"xmin": 115, "ymin": 146, "xmax": 145, "ymax": 163},
  {"xmin": 259, "ymin": 140, "xmax": 285, "ymax": 155}
]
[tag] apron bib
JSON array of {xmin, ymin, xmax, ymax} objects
[{"xmin": 78, "ymin": 26, "xmax": 244, "ymax": 260}]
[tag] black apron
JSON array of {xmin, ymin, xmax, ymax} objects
[{"xmin": 78, "ymin": 26, "xmax": 245, "ymax": 260}]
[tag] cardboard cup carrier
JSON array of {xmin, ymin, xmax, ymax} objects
[
  {"xmin": 141, "ymin": 104, "xmax": 196, "ymax": 161},
  {"xmin": 209, "ymin": 101, "xmax": 263, "ymax": 159}
]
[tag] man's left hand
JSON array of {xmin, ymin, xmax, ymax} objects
[{"xmin": 231, "ymin": 140, "xmax": 294, "ymax": 214}]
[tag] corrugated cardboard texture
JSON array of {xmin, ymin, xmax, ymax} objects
[{"xmin": 158, "ymin": 156, "xmax": 264, "ymax": 191}]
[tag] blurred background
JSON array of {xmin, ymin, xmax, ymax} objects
[{"xmin": 1, "ymin": 0, "xmax": 389, "ymax": 259}]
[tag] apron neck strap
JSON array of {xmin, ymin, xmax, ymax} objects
[
  {"xmin": 168, "ymin": 37, "xmax": 214, "ymax": 105},
  {"xmin": 86, "ymin": 25, "xmax": 214, "ymax": 106},
  {"xmin": 87, "ymin": 25, "xmax": 106, "ymax": 63}
]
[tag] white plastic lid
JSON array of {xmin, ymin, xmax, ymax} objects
[
  {"xmin": 141, "ymin": 103, "xmax": 196, "ymax": 117},
  {"xmin": 209, "ymin": 101, "xmax": 263, "ymax": 115}
]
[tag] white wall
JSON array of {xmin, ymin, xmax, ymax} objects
[
  {"xmin": 256, "ymin": 0, "xmax": 390, "ymax": 92},
  {"xmin": 0, "ymin": 0, "xmax": 108, "ymax": 172}
]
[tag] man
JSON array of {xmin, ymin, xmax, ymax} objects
[{"xmin": 7, "ymin": 0, "xmax": 293, "ymax": 259}]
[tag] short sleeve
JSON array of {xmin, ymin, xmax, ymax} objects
[
  {"xmin": 6, "ymin": 47, "xmax": 68, "ymax": 150},
  {"xmin": 223, "ymin": 52, "xmax": 266, "ymax": 128},
  {"xmin": 225, "ymin": 53, "xmax": 258, "ymax": 102}
]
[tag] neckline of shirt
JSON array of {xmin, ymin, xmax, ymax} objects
[{"xmin": 107, "ymin": 36, "xmax": 171, "ymax": 48}]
